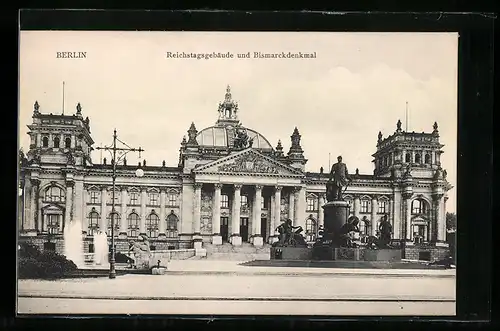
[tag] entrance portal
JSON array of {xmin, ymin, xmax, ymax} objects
[
  {"xmin": 240, "ymin": 217, "xmax": 249, "ymax": 242},
  {"xmin": 261, "ymin": 218, "xmax": 267, "ymax": 242},
  {"xmin": 221, "ymin": 217, "xmax": 229, "ymax": 242}
]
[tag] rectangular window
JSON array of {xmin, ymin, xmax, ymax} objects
[
  {"xmin": 306, "ymin": 198, "xmax": 316, "ymax": 212},
  {"xmin": 149, "ymin": 193, "xmax": 159, "ymax": 206},
  {"xmin": 129, "ymin": 192, "xmax": 139, "ymax": 205},
  {"xmin": 108, "ymin": 191, "xmax": 120, "ymax": 205},
  {"xmin": 361, "ymin": 200, "xmax": 370, "ymax": 213},
  {"xmin": 378, "ymin": 200, "xmax": 387, "ymax": 214},
  {"xmin": 221, "ymin": 195, "xmax": 229, "ymax": 208},
  {"xmin": 240, "ymin": 195, "xmax": 248, "ymax": 209},
  {"xmin": 167, "ymin": 193, "xmax": 177, "ymax": 207},
  {"xmin": 89, "ymin": 191, "xmax": 100, "ymax": 204}
]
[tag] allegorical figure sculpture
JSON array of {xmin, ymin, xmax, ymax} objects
[
  {"xmin": 337, "ymin": 216, "xmax": 361, "ymax": 248},
  {"xmin": 234, "ymin": 127, "xmax": 249, "ymax": 149},
  {"xmin": 326, "ymin": 156, "xmax": 352, "ymax": 201},
  {"xmin": 128, "ymin": 235, "xmax": 152, "ymax": 269},
  {"xmin": 273, "ymin": 219, "xmax": 308, "ymax": 247},
  {"xmin": 365, "ymin": 215, "xmax": 393, "ymax": 249}
]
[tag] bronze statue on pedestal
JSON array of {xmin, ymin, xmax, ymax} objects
[{"xmin": 326, "ymin": 156, "xmax": 352, "ymax": 201}]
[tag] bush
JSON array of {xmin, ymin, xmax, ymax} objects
[{"xmin": 18, "ymin": 243, "xmax": 78, "ymax": 279}]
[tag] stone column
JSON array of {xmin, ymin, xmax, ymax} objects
[
  {"xmin": 318, "ymin": 193, "xmax": 325, "ymax": 228},
  {"xmin": 389, "ymin": 198, "xmax": 394, "ymax": 226},
  {"xmin": 434, "ymin": 194, "xmax": 446, "ymax": 242},
  {"xmin": 288, "ymin": 188, "xmax": 295, "ymax": 223},
  {"xmin": 253, "ymin": 185, "xmax": 263, "ymax": 247},
  {"xmin": 353, "ymin": 195, "xmax": 362, "ymax": 233},
  {"xmin": 212, "ymin": 184, "xmax": 222, "ymax": 245},
  {"xmin": 405, "ymin": 196, "xmax": 413, "ymax": 240},
  {"xmin": 24, "ymin": 179, "xmax": 36, "ymax": 232},
  {"xmin": 370, "ymin": 196, "xmax": 378, "ymax": 236},
  {"xmin": 82, "ymin": 188, "xmax": 89, "ymax": 234},
  {"xmin": 295, "ymin": 186, "xmax": 307, "ymax": 230},
  {"xmin": 37, "ymin": 189, "xmax": 43, "ymax": 233},
  {"xmin": 158, "ymin": 189, "xmax": 166, "ymax": 238},
  {"xmin": 272, "ymin": 186, "xmax": 282, "ymax": 243},
  {"xmin": 100, "ymin": 186, "xmax": 107, "ymax": 233},
  {"xmin": 231, "ymin": 184, "xmax": 242, "ymax": 246},
  {"xmin": 268, "ymin": 195, "xmax": 276, "ymax": 243},
  {"xmin": 193, "ymin": 183, "xmax": 202, "ymax": 236},
  {"xmin": 431, "ymin": 151, "xmax": 436, "ymax": 165},
  {"xmin": 119, "ymin": 187, "xmax": 128, "ymax": 237},
  {"xmin": 402, "ymin": 149, "xmax": 407, "ymax": 163},
  {"xmin": 140, "ymin": 187, "xmax": 147, "ymax": 235},
  {"xmin": 64, "ymin": 182, "xmax": 74, "ymax": 233}
]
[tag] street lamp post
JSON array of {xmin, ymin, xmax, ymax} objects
[{"xmin": 96, "ymin": 129, "xmax": 144, "ymax": 279}]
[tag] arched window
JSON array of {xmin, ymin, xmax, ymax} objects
[
  {"xmin": 65, "ymin": 137, "xmax": 71, "ymax": 148},
  {"xmin": 305, "ymin": 217, "xmax": 317, "ymax": 242},
  {"xmin": 415, "ymin": 153, "xmax": 421, "ymax": 163},
  {"xmin": 405, "ymin": 153, "xmax": 412, "ymax": 163},
  {"xmin": 127, "ymin": 212, "xmax": 140, "ymax": 237},
  {"xmin": 146, "ymin": 212, "xmax": 160, "ymax": 238},
  {"xmin": 88, "ymin": 209, "xmax": 100, "ymax": 235},
  {"xmin": 42, "ymin": 136, "xmax": 49, "ymax": 147},
  {"xmin": 45, "ymin": 186, "xmax": 65, "ymax": 203},
  {"xmin": 53, "ymin": 137, "xmax": 60, "ymax": 148},
  {"xmin": 411, "ymin": 199, "xmax": 428, "ymax": 215},
  {"xmin": 107, "ymin": 212, "xmax": 120, "ymax": 235},
  {"xmin": 425, "ymin": 153, "xmax": 431, "ymax": 164},
  {"xmin": 166, "ymin": 211, "xmax": 179, "ymax": 238}
]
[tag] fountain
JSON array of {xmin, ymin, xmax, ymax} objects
[
  {"xmin": 93, "ymin": 231, "xmax": 109, "ymax": 267},
  {"xmin": 63, "ymin": 220, "xmax": 85, "ymax": 268}
]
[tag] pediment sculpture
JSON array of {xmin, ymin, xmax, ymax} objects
[{"xmin": 217, "ymin": 153, "xmax": 280, "ymax": 174}]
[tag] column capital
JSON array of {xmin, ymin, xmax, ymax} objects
[
  {"xmin": 214, "ymin": 183, "xmax": 223, "ymax": 190},
  {"xmin": 274, "ymin": 185, "xmax": 283, "ymax": 192},
  {"xmin": 140, "ymin": 186, "xmax": 148, "ymax": 192},
  {"xmin": 234, "ymin": 184, "xmax": 242, "ymax": 190},
  {"xmin": 194, "ymin": 182, "xmax": 203, "ymax": 190},
  {"xmin": 402, "ymin": 192, "xmax": 413, "ymax": 200},
  {"xmin": 255, "ymin": 184, "xmax": 263, "ymax": 191},
  {"xmin": 318, "ymin": 192, "xmax": 326, "ymax": 201},
  {"xmin": 293, "ymin": 186, "xmax": 302, "ymax": 193},
  {"xmin": 432, "ymin": 193, "xmax": 444, "ymax": 201},
  {"xmin": 353, "ymin": 194, "xmax": 361, "ymax": 200},
  {"xmin": 99, "ymin": 185, "xmax": 108, "ymax": 191},
  {"xmin": 65, "ymin": 181, "xmax": 75, "ymax": 188},
  {"xmin": 30, "ymin": 178, "xmax": 41, "ymax": 186}
]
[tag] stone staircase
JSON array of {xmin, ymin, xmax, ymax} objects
[{"xmin": 199, "ymin": 242, "xmax": 271, "ymax": 261}]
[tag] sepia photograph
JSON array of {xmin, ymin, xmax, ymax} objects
[{"xmin": 17, "ymin": 31, "xmax": 457, "ymax": 316}]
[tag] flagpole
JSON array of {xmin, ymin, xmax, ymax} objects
[
  {"xmin": 405, "ymin": 101, "xmax": 408, "ymax": 132},
  {"xmin": 62, "ymin": 81, "xmax": 65, "ymax": 115},
  {"xmin": 328, "ymin": 153, "xmax": 331, "ymax": 170}
]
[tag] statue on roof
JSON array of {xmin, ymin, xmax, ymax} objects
[
  {"xmin": 33, "ymin": 101, "xmax": 40, "ymax": 115},
  {"xmin": 396, "ymin": 119, "xmax": 402, "ymax": 132},
  {"xmin": 76, "ymin": 102, "xmax": 82, "ymax": 116},
  {"xmin": 233, "ymin": 127, "xmax": 249, "ymax": 149}
]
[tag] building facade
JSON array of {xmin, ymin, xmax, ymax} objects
[{"xmin": 18, "ymin": 87, "xmax": 453, "ymax": 259}]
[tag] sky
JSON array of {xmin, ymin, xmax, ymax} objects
[{"xmin": 19, "ymin": 31, "xmax": 458, "ymax": 212}]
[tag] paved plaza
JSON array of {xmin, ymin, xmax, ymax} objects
[{"xmin": 17, "ymin": 261, "xmax": 456, "ymax": 316}]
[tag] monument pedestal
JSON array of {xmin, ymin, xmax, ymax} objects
[
  {"xmin": 253, "ymin": 236, "xmax": 263, "ymax": 247},
  {"xmin": 322, "ymin": 200, "xmax": 350, "ymax": 239},
  {"xmin": 231, "ymin": 235, "xmax": 242, "ymax": 246},
  {"xmin": 211, "ymin": 235, "xmax": 222, "ymax": 245}
]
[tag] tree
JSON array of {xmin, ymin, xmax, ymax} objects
[{"xmin": 446, "ymin": 212, "xmax": 456, "ymax": 231}]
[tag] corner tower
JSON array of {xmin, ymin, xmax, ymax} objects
[
  {"xmin": 372, "ymin": 120, "xmax": 444, "ymax": 179},
  {"xmin": 26, "ymin": 101, "xmax": 94, "ymax": 167}
]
